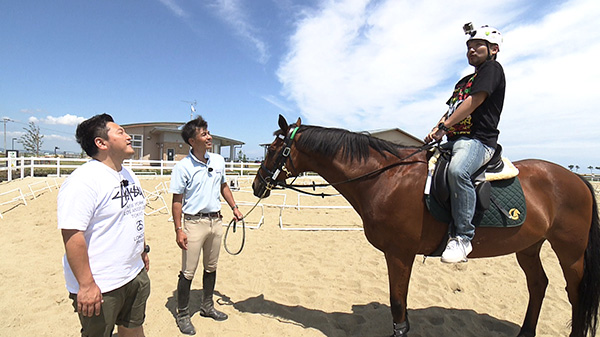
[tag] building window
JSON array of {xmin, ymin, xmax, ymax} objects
[
  {"xmin": 131, "ymin": 134, "xmax": 143, "ymax": 160},
  {"xmin": 132, "ymin": 134, "xmax": 143, "ymax": 148}
]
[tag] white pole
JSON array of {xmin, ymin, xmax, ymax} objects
[{"xmin": 3, "ymin": 118, "xmax": 7, "ymax": 152}]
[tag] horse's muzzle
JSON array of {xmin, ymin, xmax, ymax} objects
[{"xmin": 252, "ymin": 176, "xmax": 271, "ymax": 198}]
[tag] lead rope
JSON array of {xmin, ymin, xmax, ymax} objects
[{"xmin": 223, "ymin": 188, "xmax": 269, "ymax": 255}]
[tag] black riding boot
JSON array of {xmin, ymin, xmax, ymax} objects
[
  {"xmin": 176, "ymin": 272, "xmax": 196, "ymax": 335},
  {"xmin": 199, "ymin": 270, "xmax": 228, "ymax": 321}
]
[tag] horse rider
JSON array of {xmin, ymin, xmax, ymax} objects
[{"xmin": 424, "ymin": 23, "xmax": 506, "ymax": 263}]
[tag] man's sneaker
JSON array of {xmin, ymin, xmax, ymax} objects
[{"xmin": 441, "ymin": 237, "xmax": 472, "ymax": 263}]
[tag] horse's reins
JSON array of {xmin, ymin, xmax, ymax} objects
[
  {"xmin": 259, "ymin": 126, "xmax": 435, "ymax": 198},
  {"xmin": 226, "ymin": 127, "xmax": 435, "ymax": 254}
]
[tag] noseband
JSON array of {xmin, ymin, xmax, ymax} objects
[{"xmin": 257, "ymin": 126, "xmax": 300, "ymax": 193}]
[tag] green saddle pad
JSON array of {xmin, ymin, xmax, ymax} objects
[{"xmin": 425, "ymin": 177, "xmax": 527, "ymax": 227}]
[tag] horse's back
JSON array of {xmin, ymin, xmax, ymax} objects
[
  {"xmin": 516, "ymin": 159, "xmax": 594, "ymax": 243},
  {"xmin": 515, "ymin": 158, "xmax": 591, "ymax": 201}
]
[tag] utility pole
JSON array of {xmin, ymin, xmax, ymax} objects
[{"xmin": 3, "ymin": 117, "xmax": 13, "ymax": 152}]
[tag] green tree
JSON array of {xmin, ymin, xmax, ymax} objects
[
  {"xmin": 237, "ymin": 149, "xmax": 248, "ymax": 162},
  {"xmin": 18, "ymin": 121, "xmax": 44, "ymax": 156}
]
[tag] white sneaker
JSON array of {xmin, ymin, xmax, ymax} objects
[{"xmin": 441, "ymin": 237, "xmax": 472, "ymax": 263}]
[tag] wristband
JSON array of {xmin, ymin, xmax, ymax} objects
[
  {"xmin": 175, "ymin": 226, "xmax": 183, "ymax": 231},
  {"xmin": 231, "ymin": 205, "xmax": 238, "ymax": 210},
  {"xmin": 438, "ymin": 122, "xmax": 450, "ymax": 132}
]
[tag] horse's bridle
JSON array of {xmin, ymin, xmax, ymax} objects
[
  {"xmin": 256, "ymin": 126, "xmax": 300, "ymax": 194},
  {"xmin": 256, "ymin": 125, "xmax": 434, "ymax": 198}
]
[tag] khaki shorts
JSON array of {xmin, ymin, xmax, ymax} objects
[
  {"xmin": 69, "ymin": 268, "xmax": 150, "ymax": 337},
  {"xmin": 181, "ymin": 214, "xmax": 223, "ymax": 279}
]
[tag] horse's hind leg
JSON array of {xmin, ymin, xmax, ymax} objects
[
  {"xmin": 515, "ymin": 240, "xmax": 548, "ymax": 337},
  {"xmin": 549, "ymin": 236, "xmax": 586, "ymax": 337}
]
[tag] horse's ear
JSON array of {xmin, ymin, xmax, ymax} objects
[
  {"xmin": 278, "ymin": 114, "xmax": 289, "ymax": 133},
  {"xmin": 295, "ymin": 117, "xmax": 301, "ymax": 126}
]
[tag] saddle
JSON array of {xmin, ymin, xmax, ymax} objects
[
  {"xmin": 425, "ymin": 144, "xmax": 525, "ymax": 228},
  {"xmin": 431, "ymin": 144, "xmax": 503, "ymax": 213},
  {"xmin": 424, "ymin": 144, "xmax": 526, "ymax": 257}
]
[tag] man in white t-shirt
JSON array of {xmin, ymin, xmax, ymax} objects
[
  {"xmin": 58, "ymin": 114, "xmax": 150, "ymax": 337},
  {"xmin": 169, "ymin": 116, "xmax": 243, "ymax": 335}
]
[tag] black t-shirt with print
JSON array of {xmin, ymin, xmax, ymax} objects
[{"xmin": 446, "ymin": 60, "xmax": 506, "ymax": 149}]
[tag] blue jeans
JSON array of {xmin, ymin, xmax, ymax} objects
[{"xmin": 443, "ymin": 138, "xmax": 494, "ymax": 241}]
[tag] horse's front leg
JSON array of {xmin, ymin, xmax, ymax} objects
[{"xmin": 384, "ymin": 251, "xmax": 416, "ymax": 337}]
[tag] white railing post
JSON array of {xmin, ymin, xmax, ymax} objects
[{"xmin": 56, "ymin": 157, "xmax": 61, "ymax": 177}]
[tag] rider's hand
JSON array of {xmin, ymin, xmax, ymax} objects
[{"xmin": 425, "ymin": 127, "xmax": 445, "ymax": 143}]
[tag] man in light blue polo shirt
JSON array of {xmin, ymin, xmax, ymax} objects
[{"xmin": 169, "ymin": 116, "xmax": 243, "ymax": 335}]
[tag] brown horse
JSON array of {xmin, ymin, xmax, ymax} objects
[{"xmin": 252, "ymin": 115, "xmax": 600, "ymax": 337}]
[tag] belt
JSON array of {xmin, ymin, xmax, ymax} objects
[{"xmin": 190, "ymin": 211, "xmax": 221, "ymax": 218}]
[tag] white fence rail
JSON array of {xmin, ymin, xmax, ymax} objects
[{"xmin": 0, "ymin": 157, "xmax": 261, "ymax": 181}]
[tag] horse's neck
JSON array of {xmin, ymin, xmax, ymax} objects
[
  {"xmin": 295, "ymin": 151, "xmax": 359, "ymax": 183},
  {"xmin": 297, "ymin": 147, "xmax": 424, "ymax": 189}
]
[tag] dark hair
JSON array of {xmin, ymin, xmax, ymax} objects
[
  {"xmin": 76, "ymin": 113, "xmax": 114, "ymax": 157},
  {"xmin": 181, "ymin": 116, "xmax": 208, "ymax": 146}
]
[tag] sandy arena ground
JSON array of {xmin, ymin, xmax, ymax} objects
[{"xmin": 1, "ymin": 175, "xmax": 599, "ymax": 337}]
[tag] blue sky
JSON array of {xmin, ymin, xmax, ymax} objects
[{"xmin": 1, "ymin": 0, "xmax": 599, "ymax": 169}]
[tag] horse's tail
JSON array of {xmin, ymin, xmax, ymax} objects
[{"xmin": 577, "ymin": 175, "xmax": 600, "ymax": 337}]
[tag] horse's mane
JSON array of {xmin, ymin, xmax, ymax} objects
[{"xmin": 277, "ymin": 125, "xmax": 411, "ymax": 162}]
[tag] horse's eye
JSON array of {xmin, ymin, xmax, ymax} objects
[{"xmin": 267, "ymin": 146, "xmax": 275, "ymax": 155}]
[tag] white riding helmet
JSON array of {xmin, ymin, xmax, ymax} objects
[{"xmin": 465, "ymin": 24, "xmax": 503, "ymax": 51}]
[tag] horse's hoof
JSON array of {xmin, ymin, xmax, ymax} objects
[{"xmin": 390, "ymin": 321, "xmax": 409, "ymax": 337}]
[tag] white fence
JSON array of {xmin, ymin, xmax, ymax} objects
[{"xmin": 0, "ymin": 157, "xmax": 261, "ymax": 181}]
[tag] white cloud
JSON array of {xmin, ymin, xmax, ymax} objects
[
  {"xmin": 41, "ymin": 114, "xmax": 86, "ymax": 126},
  {"xmin": 7, "ymin": 131, "xmax": 24, "ymax": 138},
  {"xmin": 277, "ymin": 0, "xmax": 600, "ymax": 166},
  {"xmin": 158, "ymin": 0, "xmax": 270, "ymax": 63},
  {"xmin": 27, "ymin": 114, "xmax": 85, "ymax": 126},
  {"xmin": 211, "ymin": 0, "xmax": 270, "ymax": 64},
  {"xmin": 158, "ymin": 0, "xmax": 189, "ymax": 18},
  {"xmin": 262, "ymin": 95, "xmax": 294, "ymax": 113},
  {"xmin": 45, "ymin": 134, "xmax": 75, "ymax": 141}
]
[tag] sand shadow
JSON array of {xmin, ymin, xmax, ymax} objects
[
  {"xmin": 165, "ymin": 289, "xmax": 233, "ymax": 318},
  {"xmin": 232, "ymin": 294, "xmax": 521, "ymax": 337}
]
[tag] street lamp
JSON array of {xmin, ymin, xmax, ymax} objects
[
  {"xmin": 12, "ymin": 138, "xmax": 17, "ymax": 150},
  {"xmin": 54, "ymin": 146, "xmax": 60, "ymax": 157}
]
